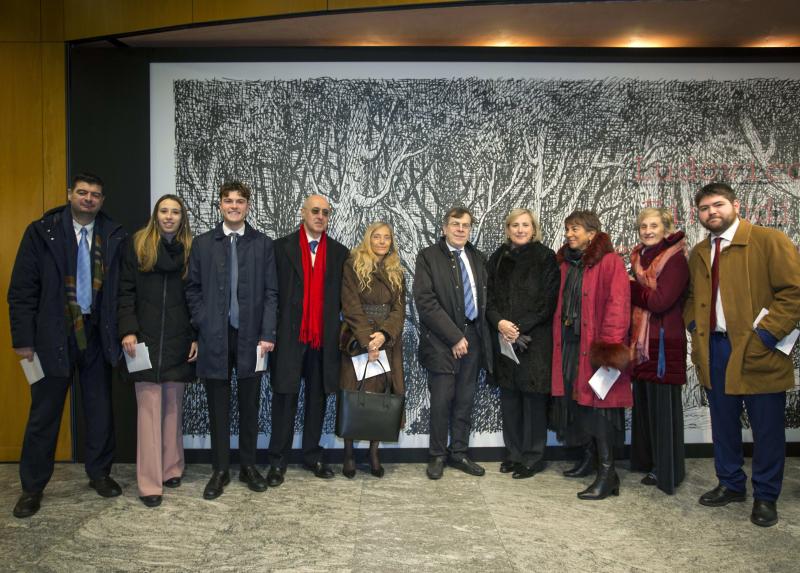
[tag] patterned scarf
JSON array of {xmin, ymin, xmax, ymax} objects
[
  {"xmin": 64, "ymin": 224, "xmax": 105, "ymax": 351},
  {"xmin": 629, "ymin": 237, "xmax": 686, "ymax": 365},
  {"xmin": 299, "ymin": 227, "xmax": 327, "ymax": 349}
]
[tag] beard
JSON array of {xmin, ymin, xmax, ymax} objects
[{"xmin": 701, "ymin": 212, "xmax": 737, "ymax": 234}]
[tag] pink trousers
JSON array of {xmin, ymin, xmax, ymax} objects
[{"xmin": 134, "ymin": 382, "xmax": 185, "ymax": 496}]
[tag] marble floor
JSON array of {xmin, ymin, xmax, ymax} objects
[{"xmin": 1, "ymin": 458, "xmax": 798, "ymax": 572}]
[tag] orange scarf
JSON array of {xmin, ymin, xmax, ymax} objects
[{"xmin": 299, "ymin": 228, "xmax": 327, "ymax": 349}]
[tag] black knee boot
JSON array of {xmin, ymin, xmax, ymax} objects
[
  {"xmin": 563, "ymin": 441, "xmax": 596, "ymax": 478},
  {"xmin": 577, "ymin": 436, "xmax": 619, "ymax": 500}
]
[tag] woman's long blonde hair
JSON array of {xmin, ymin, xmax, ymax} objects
[
  {"xmin": 134, "ymin": 194, "xmax": 192, "ymax": 276},
  {"xmin": 350, "ymin": 222, "xmax": 404, "ymax": 294}
]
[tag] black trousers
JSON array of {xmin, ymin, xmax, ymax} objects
[
  {"xmin": 20, "ymin": 323, "xmax": 114, "ymax": 493},
  {"xmin": 205, "ymin": 326, "xmax": 261, "ymax": 471},
  {"xmin": 500, "ymin": 388, "xmax": 548, "ymax": 467},
  {"xmin": 428, "ymin": 324, "xmax": 480, "ymax": 459},
  {"xmin": 268, "ymin": 346, "xmax": 326, "ymax": 468}
]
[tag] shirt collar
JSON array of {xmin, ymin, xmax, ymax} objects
[
  {"xmin": 712, "ymin": 217, "xmax": 740, "ymax": 243},
  {"xmin": 73, "ymin": 219, "xmax": 95, "ymax": 234},
  {"xmin": 222, "ymin": 223, "xmax": 245, "ymax": 237},
  {"xmin": 304, "ymin": 228, "xmax": 323, "ymax": 243}
]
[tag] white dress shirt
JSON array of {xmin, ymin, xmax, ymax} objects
[
  {"xmin": 447, "ymin": 242, "xmax": 477, "ymax": 312},
  {"xmin": 709, "ymin": 217, "xmax": 740, "ymax": 333}
]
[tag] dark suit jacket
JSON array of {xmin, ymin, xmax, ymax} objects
[
  {"xmin": 8, "ymin": 204, "xmax": 126, "ymax": 376},
  {"xmin": 185, "ymin": 222, "xmax": 278, "ymax": 380},
  {"xmin": 270, "ymin": 229, "xmax": 348, "ymax": 394},
  {"xmin": 413, "ymin": 238, "xmax": 493, "ymax": 375}
]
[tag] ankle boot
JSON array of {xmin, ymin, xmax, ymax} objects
[
  {"xmin": 563, "ymin": 441, "xmax": 596, "ymax": 478},
  {"xmin": 342, "ymin": 440, "xmax": 356, "ymax": 479},
  {"xmin": 577, "ymin": 437, "xmax": 619, "ymax": 500}
]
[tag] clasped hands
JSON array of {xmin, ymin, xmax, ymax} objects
[{"xmin": 367, "ymin": 331, "xmax": 386, "ymax": 362}]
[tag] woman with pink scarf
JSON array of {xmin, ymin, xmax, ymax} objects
[{"xmin": 629, "ymin": 207, "xmax": 689, "ymax": 495}]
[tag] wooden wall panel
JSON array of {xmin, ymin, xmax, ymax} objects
[
  {"xmin": 328, "ymin": 0, "xmax": 460, "ymax": 10},
  {"xmin": 64, "ymin": 0, "xmax": 193, "ymax": 40},
  {"xmin": 40, "ymin": 0, "xmax": 65, "ymax": 42},
  {"xmin": 0, "ymin": 0, "xmax": 40, "ymax": 41},
  {"xmin": 193, "ymin": 0, "xmax": 323, "ymax": 23}
]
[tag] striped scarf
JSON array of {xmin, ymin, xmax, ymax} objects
[{"xmin": 65, "ymin": 233, "xmax": 105, "ymax": 351}]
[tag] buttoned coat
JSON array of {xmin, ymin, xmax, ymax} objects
[
  {"xmin": 684, "ymin": 218, "xmax": 800, "ymax": 394},
  {"xmin": 270, "ymin": 229, "xmax": 349, "ymax": 394},
  {"xmin": 551, "ymin": 233, "xmax": 632, "ymax": 409},
  {"xmin": 185, "ymin": 222, "xmax": 278, "ymax": 380},
  {"xmin": 8, "ymin": 205, "xmax": 125, "ymax": 377},
  {"xmin": 413, "ymin": 238, "xmax": 493, "ymax": 375}
]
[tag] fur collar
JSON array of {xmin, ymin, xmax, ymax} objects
[{"xmin": 556, "ymin": 231, "xmax": 614, "ymax": 267}]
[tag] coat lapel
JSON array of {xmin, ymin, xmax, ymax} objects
[{"xmin": 286, "ymin": 230, "xmax": 304, "ymax": 279}]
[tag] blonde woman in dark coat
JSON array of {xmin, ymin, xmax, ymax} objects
[{"xmin": 339, "ymin": 222, "xmax": 406, "ymax": 478}]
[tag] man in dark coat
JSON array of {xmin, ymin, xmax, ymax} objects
[
  {"xmin": 413, "ymin": 207, "xmax": 493, "ymax": 480},
  {"xmin": 8, "ymin": 172, "xmax": 126, "ymax": 518},
  {"xmin": 266, "ymin": 194, "xmax": 348, "ymax": 485},
  {"xmin": 185, "ymin": 182, "xmax": 278, "ymax": 500}
]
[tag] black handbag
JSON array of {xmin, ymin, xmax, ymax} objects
[{"xmin": 336, "ymin": 357, "xmax": 404, "ymax": 442}]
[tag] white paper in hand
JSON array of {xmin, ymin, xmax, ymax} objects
[
  {"xmin": 588, "ymin": 367, "xmax": 621, "ymax": 400},
  {"xmin": 20, "ymin": 353, "xmax": 45, "ymax": 385},
  {"xmin": 124, "ymin": 343, "xmax": 152, "ymax": 373},
  {"xmin": 351, "ymin": 350, "xmax": 391, "ymax": 381},
  {"xmin": 255, "ymin": 346, "xmax": 268, "ymax": 372},
  {"xmin": 498, "ymin": 333, "xmax": 520, "ymax": 365},
  {"xmin": 752, "ymin": 307, "xmax": 800, "ymax": 356}
]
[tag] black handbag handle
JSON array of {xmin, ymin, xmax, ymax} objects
[{"xmin": 357, "ymin": 354, "xmax": 392, "ymax": 395}]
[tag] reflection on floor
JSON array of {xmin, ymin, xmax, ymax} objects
[{"xmin": 1, "ymin": 458, "xmax": 798, "ymax": 572}]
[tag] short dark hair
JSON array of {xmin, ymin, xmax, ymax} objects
[
  {"xmin": 71, "ymin": 172, "xmax": 104, "ymax": 191},
  {"xmin": 694, "ymin": 182, "xmax": 737, "ymax": 207},
  {"xmin": 443, "ymin": 206, "xmax": 473, "ymax": 226},
  {"xmin": 219, "ymin": 181, "xmax": 251, "ymax": 202},
  {"xmin": 564, "ymin": 210, "xmax": 602, "ymax": 233}
]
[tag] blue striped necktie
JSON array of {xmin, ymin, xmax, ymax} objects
[
  {"xmin": 455, "ymin": 249, "xmax": 477, "ymax": 321},
  {"xmin": 76, "ymin": 227, "xmax": 91, "ymax": 313}
]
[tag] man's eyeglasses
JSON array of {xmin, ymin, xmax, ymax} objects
[
  {"xmin": 448, "ymin": 221, "xmax": 472, "ymax": 231},
  {"xmin": 308, "ymin": 207, "xmax": 331, "ymax": 217}
]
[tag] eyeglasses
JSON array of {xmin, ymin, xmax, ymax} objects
[
  {"xmin": 448, "ymin": 221, "xmax": 472, "ymax": 230},
  {"xmin": 308, "ymin": 207, "xmax": 331, "ymax": 217}
]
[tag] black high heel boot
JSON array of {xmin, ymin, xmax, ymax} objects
[
  {"xmin": 577, "ymin": 435, "xmax": 619, "ymax": 500},
  {"xmin": 342, "ymin": 439, "xmax": 356, "ymax": 479},
  {"xmin": 563, "ymin": 441, "xmax": 596, "ymax": 478},
  {"xmin": 369, "ymin": 441, "xmax": 384, "ymax": 478}
]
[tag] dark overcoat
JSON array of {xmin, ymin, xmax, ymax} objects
[
  {"xmin": 117, "ymin": 237, "xmax": 196, "ymax": 383},
  {"xmin": 185, "ymin": 222, "xmax": 278, "ymax": 380},
  {"xmin": 413, "ymin": 238, "xmax": 493, "ymax": 375},
  {"xmin": 485, "ymin": 241, "xmax": 559, "ymax": 393},
  {"xmin": 629, "ymin": 232, "xmax": 689, "ymax": 386},
  {"xmin": 8, "ymin": 204, "xmax": 125, "ymax": 376},
  {"xmin": 270, "ymin": 229, "xmax": 349, "ymax": 394}
]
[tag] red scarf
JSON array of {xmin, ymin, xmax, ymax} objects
[{"xmin": 299, "ymin": 228, "xmax": 327, "ymax": 349}]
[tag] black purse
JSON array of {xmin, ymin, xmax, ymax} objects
[{"xmin": 336, "ymin": 357, "xmax": 404, "ymax": 442}]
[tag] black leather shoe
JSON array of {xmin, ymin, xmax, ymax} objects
[
  {"xmin": 499, "ymin": 460, "xmax": 519, "ymax": 474},
  {"xmin": 139, "ymin": 495, "xmax": 162, "ymax": 508},
  {"xmin": 750, "ymin": 500, "xmax": 778, "ymax": 527},
  {"xmin": 163, "ymin": 477, "xmax": 182, "ymax": 488},
  {"xmin": 370, "ymin": 465, "xmax": 385, "ymax": 478},
  {"xmin": 267, "ymin": 466, "xmax": 284, "ymax": 487},
  {"xmin": 698, "ymin": 484, "xmax": 746, "ymax": 507},
  {"xmin": 88, "ymin": 476, "xmax": 122, "ymax": 498},
  {"xmin": 448, "ymin": 456, "xmax": 486, "ymax": 476},
  {"xmin": 426, "ymin": 457, "xmax": 444, "ymax": 480},
  {"xmin": 239, "ymin": 465, "xmax": 268, "ymax": 492},
  {"xmin": 303, "ymin": 462, "xmax": 335, "ymax": 479},
  {"xmin": 203, "ymin": 470, "xmax": 231, "ymax": 500},
  {"xmin": 13, "ymin": 492, "xmax": 42, "ymax": 518},
  {"xmin": 342, "ymin": 457, "xmax": 356, "ymax": 479},
  {"xmin": 512, "ymin": 460, "xmax": 546, "ymax": 480},
  {"xmin": 640, "ymin": 473, "xmax": 657, "ymax": 486}
]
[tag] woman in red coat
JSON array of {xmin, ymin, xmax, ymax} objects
[
  {"xmin": 551, "ymin": 210, "xmax": 632, "ymax": 500},
  {"xmin": 629, "ymin": 208, "xmax": 689, "ymax": 495}
]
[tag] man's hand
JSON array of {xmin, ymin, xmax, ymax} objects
[
  {"xmin": 122, "ymin": 335, "xmax": 138, "ymax": 358},
  {"xmin": 258, "ymin": 340, "xmax": 275, "ymax": 357},
  {"xmin": 14, "ymin": 347, "xmax": 34, "ymax": 362},
  {"xmin": 451, "ymin": 337, "xmax": 469, "ymax": 359}
]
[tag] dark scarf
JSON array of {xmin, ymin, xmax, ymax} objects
[
  {"xmin": 561, "ymin": 247, "xmax": 584, "ymax": 336},
  {"xmin": 299, "ymin": 227, "xmax": 327, "ymax": 349},
  {"xmin": 63, "ymin": 211, "xmax": 105, "ymax": 351},
  {"xmin": 153, "ymin": 236, "xmax": 185, "ymax": 274}
]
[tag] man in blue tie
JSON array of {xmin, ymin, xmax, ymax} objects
[
  {"xmin": 8, "ymin": 172, "xmax": 127, "ymax": 518},
  {"xmin": 186, "ymin": 181, "xmax": 278, "ymax": 500},
  {"xmin": 414, "ymin": 207, "xmax": 493, "ymax": 480}
]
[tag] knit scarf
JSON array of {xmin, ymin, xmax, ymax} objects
[
  {"xmin": 299, "ymin": 228, "xmax": 327, "ymax": 349},
  {"xmin": 64, "ymin": 224, "xmax": 105, "ymax": 351},
  {"xmin": 629, "ymin": 237, "xmax": 686, "ymax": 365}
]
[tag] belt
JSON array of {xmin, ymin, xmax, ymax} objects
[
  {"xmin": 710, "ymin": 331, "xmax": 728, "ymax": 338},
  {"xmin": 464, "ymin": 317, "xmax": 476, "ymax": 326}
]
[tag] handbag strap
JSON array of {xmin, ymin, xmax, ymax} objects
[{"xmin": 359, "ymin": 355, "xmax": 391, "ymax": 394}]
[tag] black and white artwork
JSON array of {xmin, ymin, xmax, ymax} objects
[{"xmin": 151, "ymin": 62, "xmax": 800, "ymax": 449}]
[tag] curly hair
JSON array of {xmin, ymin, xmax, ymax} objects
[{"xmin": 350, "ymin": 222, "xmax": 404, "ymax": 295}]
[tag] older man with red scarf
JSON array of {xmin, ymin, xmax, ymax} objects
[{"xmin": 267, "ymin": 195, "xmax": 349, "ymax": 485}]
